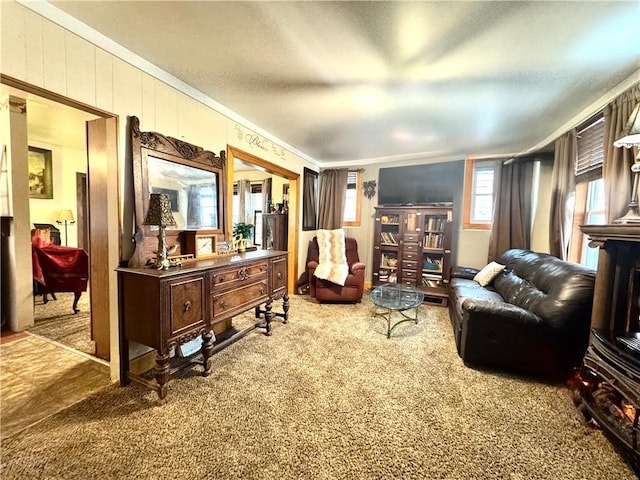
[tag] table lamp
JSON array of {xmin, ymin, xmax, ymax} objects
[
  {"xmin": 56, "ymin": 209, "xmax": 75, "ymax": 246},
  {"xmin": 143, "ymin": 193, "xmax": 177, "ymax": 269},
  {"xmin": 613, "ymin": 103, "xmax": 640, "ymax": 224}
]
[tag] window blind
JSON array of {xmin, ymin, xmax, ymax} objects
[
  {"xmin": 346, "ymin": 170, "xmax": 358, "ymax": 188},
  {"xmin": 575, "ymin": 115, "xmax": 604, "ymax": 178}
]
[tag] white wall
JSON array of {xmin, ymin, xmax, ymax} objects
[{"xmin": 28, "ymin": 142, "xmax": 87, "ymax": 247}]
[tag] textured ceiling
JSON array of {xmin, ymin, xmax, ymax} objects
[{"xmin": 48, "ymin": 1, "xmax": 640, "ymax": 165}]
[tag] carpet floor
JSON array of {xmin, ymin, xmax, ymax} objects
[
  {"xmin": 1, "ymin": 294, "xmax": 635, "ymax": 479},
  {"xmin": 30, "ymin": 291, "xmax": 94, "ymax": 356}
]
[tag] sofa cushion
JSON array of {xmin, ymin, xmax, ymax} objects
[{"xmin": 494, "ymin": 249, "xmax": 596, "ymax": 330}]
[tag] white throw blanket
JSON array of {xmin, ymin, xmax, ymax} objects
[{"xmin": 313, "ymin": 228, "xmax": 349, "ymax": 286}]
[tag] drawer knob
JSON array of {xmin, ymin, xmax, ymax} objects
[
  {"xmin": 277, "ymin": 272, "xmax": 282, "ymax": 279},
  {"xmin": 219, "ymin": 300, "xmax": 226, "ymax": 309},
  {"xmin": 260, "ymin": 287, "xmax": 265, "ymax": 295},
  {"xmin": 184, "ymin": 301, "xmax": 191, "ymax": 312}
]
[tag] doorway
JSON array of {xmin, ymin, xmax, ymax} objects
[
  {"xmin": 1, "ymin": 78, "xmax": 116, "ymax": 362},
  {"xmin": 228, "ymin": 146, "xmax": 300, "ymax": 293}
]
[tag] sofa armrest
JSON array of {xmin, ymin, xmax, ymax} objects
[
  {"xmin": 451, "ymin": 266, "xmax": 480, "ymax": 280},
  {"xmin": 350, "ymin": 262, "xmax": 366, "ymax": 274}
]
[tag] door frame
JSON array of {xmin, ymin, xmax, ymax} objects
[
  {"xmin": 227, "ymin": 146, "xmax": 299, "ymax": 294},
  {"xmin": 1, "ymin": 75, "xmax": 119, "ymax": 362}
]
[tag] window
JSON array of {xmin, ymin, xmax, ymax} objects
[
  {"xmin": 582, "ymin": 178, "xmax": 604, "ymax": 269},
  {"xmin": 232, "ymin": 182, "xmax": 262, "ymax": 226},
  {"xmin": 463, "ymin": 159, "xmax": 498, "ymax": 230},
  {"xmin": 575, "ymin": 116, "xmax": 604, "ymax": 181},
  {"xmin": 343, "ymin": 170, "xmax": 362, "ymax": 227},
  {"xmin": 568, "ymin": 113, "xmax": 605, "ymax": 267}
]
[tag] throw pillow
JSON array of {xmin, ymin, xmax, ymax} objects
[{"xmin": 473, "ymin": 261, "xmax": 506, "ymax": 286}]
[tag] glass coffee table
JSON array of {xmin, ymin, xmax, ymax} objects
[{"xmin": 370, "ymin": 283, "xmax": 424, "ymax": 339}]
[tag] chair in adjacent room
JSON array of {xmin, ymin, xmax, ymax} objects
[{"xmin": 307, "ymin": 232, "xmax": 366, "ymax": 303}]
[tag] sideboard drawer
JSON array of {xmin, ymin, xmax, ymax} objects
[
  {"xmin": 212, "ymin": 280, "xmax": 269, "ymax": 321},
  {"xmin": 211, "ymin": 261, "xmax": 268, "ymax": 291},
  {"xmin": 169, "ymin": 276, "xmax": 206, "ymax": 337}
]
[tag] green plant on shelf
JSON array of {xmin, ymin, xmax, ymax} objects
[{"xmin": 233, "ymin": 222, "xmax": 254, "ymax": 240}]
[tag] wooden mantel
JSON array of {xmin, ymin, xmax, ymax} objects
[
  {"xmin": 580, "ymin": 224, "xmax": 640, "ymax": 332},
  {"xmin": 581, "ymin": 224, "xmax": 640, "ymax": 246}
]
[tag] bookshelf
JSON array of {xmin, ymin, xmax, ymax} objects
[{"xmin": 372, "ymin": 205, "xmax": 453, "ymax": 307}]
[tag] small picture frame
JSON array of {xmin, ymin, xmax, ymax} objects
[{"xmin": 28, "ymin": 147, "xmax": 53, "ymax": 199}]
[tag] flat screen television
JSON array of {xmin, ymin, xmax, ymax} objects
[{"xmin": 377, "ymin": 160, "xmax": 465, "ymax": 206}]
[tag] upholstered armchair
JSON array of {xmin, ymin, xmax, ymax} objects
[{"xmin": 307, "ymin": 236, "xmax": 366, "ymax": 303}]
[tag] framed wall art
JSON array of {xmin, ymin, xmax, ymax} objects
[{"xmin": 28, "ymin": 146, "xmax": 53, "ymax": 199}]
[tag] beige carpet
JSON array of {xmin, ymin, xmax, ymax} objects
[
  {"xmin": 1, "ymin": 295, "xmax": 635, "ymax": 479},
  {"xmin": 30, "ymin": 291, "xmax": 95, "ymax": 356}
]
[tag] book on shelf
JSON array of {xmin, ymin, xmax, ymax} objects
[
  {"xmin": 422, "ymin": 276, "xmax": 440, "ymax": 287},
  {"xmin": 425, "ymin": 216, "xmax": 446, "ymax": 232},
  {"xmin": 424, "ymin": 232, "xmax": 444, "ymax": 249},
  {"xmin": 380, "ymin": 231, "xmax": 399, "ymax": 245},
  {"xmin": 380, "ymin": 214, "xmax": 400, "ymax": 224},
  {"xmin": 422, "ymin": 273, "xmax": 442, "ymax": 280}
]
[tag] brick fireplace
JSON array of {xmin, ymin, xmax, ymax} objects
[{"xmin": 576, "ymin": 224, "xmax": 640, "ymax": 473}]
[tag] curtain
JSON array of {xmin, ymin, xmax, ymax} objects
[
  {"xmin": 548, "ymin": 131, "xmax": 577, "ymax": 260},
  {"xmin": 237, "ymin": 179, "xmax": 252, "ymax": 224},
  {"xmin": 604, "ymin": 84, "xmax": 640, "ymax": 222},
  {"xmin": 262, "ymin": 177, "xmax": 272, "ymax": 213},
  {"xmin": 186, "ymin": 185, "xmax": 202, "ymax": 228},
  {"xmin": 488, "ymin": 160, "xmax": 534, "ymax": 262},
  {"xmin": 317, "ymin": 169, "xmax": 348, "ymax": 230}
]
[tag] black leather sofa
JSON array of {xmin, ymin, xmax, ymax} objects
[{"xmin": 448, "ymin": 249, "xmax": 596, "ymax": 380}]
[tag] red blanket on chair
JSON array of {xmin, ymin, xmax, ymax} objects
[{"xmin": 32, "ymin": 245, "xmax": 89, "ymax": 293}]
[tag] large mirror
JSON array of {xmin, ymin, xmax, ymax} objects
[
  {"xmin": 129, "ymin": 116, "xmax": 226, "ymax": 267},
  {"xmin": 147, "ymin": 156, "xmax": 220, "ymax": 230}
]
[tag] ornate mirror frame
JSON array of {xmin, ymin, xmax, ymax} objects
[{"xmin": 129, "ymin": 116, "xmax": 227, "ymax": 267}]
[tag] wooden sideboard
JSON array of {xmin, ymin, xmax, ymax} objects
[{"xmin": 117, "ymin": 250, "xmax": 289, "ymax": 404}]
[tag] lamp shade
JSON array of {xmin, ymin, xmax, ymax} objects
[
  {"xmin": 57, "ymin": 209, "xmax": 75, "ymax": 222},
  {"xmin": 143, "ymin": 193, "xmax": 177, "ymax": 227},
  {"xmin": 613, "ymin": 103, "xmax": 640, "ymax": 148}
]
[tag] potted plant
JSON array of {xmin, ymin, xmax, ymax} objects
[{"xmin": 233, "ymin": 222, "xmax": 254, "ymax": 251}]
